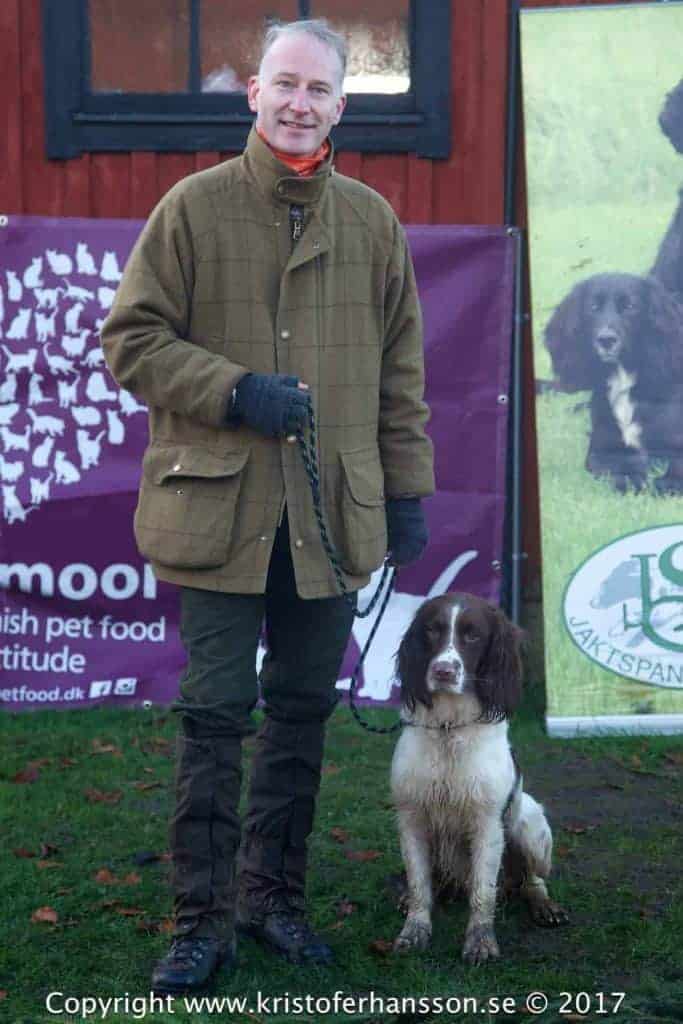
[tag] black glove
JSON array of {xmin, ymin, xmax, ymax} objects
[
  {"xmin": 385, "ymin": 498, "xmax": 428, "ymax": 566},
  {"xmin": 230, "ymin": 373, "xmax": 310, "ymax": 438}
]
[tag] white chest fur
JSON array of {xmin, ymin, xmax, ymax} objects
[{"xmin": 607, "ymin": 366, "xmax": 642, "ymax": 450}]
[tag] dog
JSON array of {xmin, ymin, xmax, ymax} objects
[
  {"xmin": 544, "ymin": 273, "xmax": 683, "ymax": 494},
  {"xmin": 391, "ymin": 593, "xmax": 567, "ymax": 965}
]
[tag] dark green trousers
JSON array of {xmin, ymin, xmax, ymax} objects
[{"xmin": 170, "ymin": 509, "xmax": 356, "ymax": 938}]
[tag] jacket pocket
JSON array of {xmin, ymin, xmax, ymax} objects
[
  {"xmin": 337, "ymin": 447, "xmax": 387, "ymax": 576},
  {"xmin": 134, "ymin": 444, "xmax": 249, "ymax": 569}
]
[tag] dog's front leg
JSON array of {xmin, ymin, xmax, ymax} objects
[
  {"xmin": 462, "ymin": 817, "xmax": 504, "ymax": 965},
  {"xmin": 394, "ymin": 807, "xmax": 433, "ymax": 953}
]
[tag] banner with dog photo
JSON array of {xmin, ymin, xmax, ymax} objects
[
  {"xmin": 521, "ymin": 1, "xmax": 683, "ymax": 736},
  {"xmin": 0, "ymin": 215, "xmax": 515, "ymax": 714}
]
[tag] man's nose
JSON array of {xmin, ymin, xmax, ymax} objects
[{"xmin": 288, "ymin": 88, "xmax": 312, "ymax": 113}]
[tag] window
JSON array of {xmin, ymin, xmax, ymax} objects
[{"xmin": 43, "ymin": 0, "xmax": 450, "ymax": 158}]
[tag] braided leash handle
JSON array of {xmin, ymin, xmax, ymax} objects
[{"xmin": 295, "ymin": 402, "xmax": 401, "ymax": 735}]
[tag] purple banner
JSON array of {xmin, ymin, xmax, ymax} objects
[{"xmin": 0, "ymin": 216, "xmax": 514, "ymax": 711}]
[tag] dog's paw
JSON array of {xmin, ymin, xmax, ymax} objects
[
  {"xmin": 393, "ymin": 917, "xmax": 432, "ymax": 953},
  {"xmin": 462, "ymin": 925, "xmax": 500, "ymax": 965},
  {"xmin": 530, "ymin": 898, "xmax": 569, "ymax": 927}
]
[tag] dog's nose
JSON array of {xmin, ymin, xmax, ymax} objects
[
  {"xmin": 432, "ymin": 661, "xmax": 458, "ymax": 682},
  {"xmin": 596, "ymin": 331, "xmax": 619, "ymax": 352}
]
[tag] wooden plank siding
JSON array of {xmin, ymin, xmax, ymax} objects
[{"xmin": 0, "ymin": 0, "xmax": 648, "ymax": 595}]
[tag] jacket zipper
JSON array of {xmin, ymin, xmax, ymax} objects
[{"xmin": 278, "ymin": 204, "xmax": 305, "ymax": 531}]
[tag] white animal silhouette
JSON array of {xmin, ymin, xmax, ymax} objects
[
  {"xmin": 3, "ymin": 485, "xmax": 38, "ymax": 524},
  {"xmin": 62, "ymin": 282, "xmax": 95, "ymax": 302},
  {"xmin": 6, "ymin": 270, "xmax": 22, "ymax": 302},
  {"xmin": 0, "ymin": 403, "xmax": 19, "ymax": 426},
  {"xmin": 7, "ymin": 308, "xmax": 31, "ymax": 340},
  {"xmin": 71, "ymin": 405, "xmax": 101, "ymax": 427},
  {"xmin": 83, "ymin": 347, "xmax": 105, "ymax": 368},
  {"xmin": 34, "ymin": 287, "xmax": 62, "ymax": 310},
  {"xmin": 28, "ymin": 374, "xmax": 51, "ymax": 406},
  {"xmin": 0, "ymin": 453, "xmax": 23, "ymax": 483},
  {"xmin": 2, "ymin": 346, "xmax": 37, "ymax": 374},
  {"xmin": 44, "ymin": 344, "xmax": 78, "ymax": 377},
  {"xmin": 64, "ymin": 302, "xmax": 85, "ymax": 334},
  {"xmin": 46, "ymin": 249, "xmax": 73, "ymax": 275},
  {"xmin": 57, "ymin": 379, "xmax": 78, "ymax": 408},
  {"xmin": 0, "ymin": 374, "xmax": 17, "ymax": 402},
  {"xmin": 86, "ymin": 371, "xmax": 117, "ymax": 403},
  {"xmin": 23, "ymin": 258, "xmax": 43, "ymax": 289},
  {"xmin": 101, "ymin": 251, "xmax": 123, "ymax": 282},
  {"xmin": 27, "ymin": 409, "xmax": 65, "ymax": 437},
  {"xmin": 346, "ymin": 553, "xmax": 480, "ymax": 701},
  {"xmin": 61, "ymin": 332, "xmax": 89, "ymax": 358},
  {"xmin": 76, "ymin": 242, "xmax": 97, "ymax": 275},
  {"xmin": 30, "ymin": 473, "xmax": 54, "ymax": 504},
  {"xmin": 32, "ymin": 436, "xmax": 54, "ymax": 468},
  {"xmin": 106, "ymin": 408, "xmax": 125, "ymax": 445},
  {"xmin": 54, "ymin": 450, "xmax": 80, "ymax": 484},
  {"xmin": 0, "ymin": 425, "xmax": 30, "ymax": 452},
  {"xmin": 77, "ymin": 428, "xmax": 105, "ymax": 469},
  {"xmin": 118, "ymin": 388, "xmax": 146, "ymax": 415},
  {"xmin": 97, "ymin": 286, "xmax": 116, "ymax": 310},
  {"xmin": 35, "ymin": 310, "xmax": 57, "ymax": 342}
]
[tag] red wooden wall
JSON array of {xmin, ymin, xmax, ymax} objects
[{"xmin": 0, "ymin": 0, "xmax": 645, "ymax": 598}]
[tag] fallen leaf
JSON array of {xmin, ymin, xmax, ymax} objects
[
  {"xmin": 91, "ymin": 739, "xmax": 123, "ymax": 757},
  {"xmin": 563, "ymin": 824, "xmax": 597, "ymax": 835},
  {"xmin": 158, "ymin": 918, "xmax": 174, "ymax": 933},
  {"xmin": 11, "ymin": 763, "xmax": 41, "ymax": 783},
  {"xmin": 115, "ymin": 906, "xmax": 145, "ymax": 917},
  {"xmin": 556, "ymin": 845, "xmax": 571, "ymax": 858},
  {"xmin": 37, "ymin": 860, "xmax": 60, "ymax": 870},
  {"xmin": 122, "ymin": 872, "xmax": 142, "ymax": 886},
  {"xmin": 55, "ymin": 888, "xmax": 74, "ymax": 896},
  {"xmin": 31, "ymin": 906, "xmax": 58, "ymax": 924},
  {"xmin": 85, "ymin": 788, "xmax": 122, "ymax": 804},
  {"xmin": 0, "ymin": 991, "xmax": 7, "ymax": 1000},
  {"xmin": 368, "ymin": 938, "xmax": 393, "ymax": 956},
  {"xmin": 664, "ymin": 751, "xmax": 683, "ymax": 766},
  {"xmin": 94, "ymin": 868, "xmax": 117, "ymax": 884},
  {"xmin": 13, "ymin": 848, "xmax": 36, "ymax": 859},
  {"xmin": 99, "ymin": 899, "xmax": 123, "ymax": 910},
  {"xmin": 131, "ymin": 780, "xmax": 162, "ymax": 791},
  {"xmin": 329, "ymin": 827, "xmax": 350, "ymax": 844},
  {"xmin": 59, "ymin": 757, "xmax": 78, "ymax": 768},
  {"xmin": 321, "ymin": 762, "xmax": 340, "ymax": 775},
  {"xmin": 345, "ymin": 849, "xmax": 382, "ymax": 862},
  {"xmin": 335, "ymin": 899, "xmax": 357, "ymax": 917}
]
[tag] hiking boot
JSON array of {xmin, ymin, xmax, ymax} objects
[
  {"xmin": 237, "ymin": 901, "xmax": 334, "ymax": 966},
  {"xmin": 151, "ymin": 934, "xmax": 236, "ymax": 994}
]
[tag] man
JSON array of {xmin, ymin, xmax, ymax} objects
[{"xmin": 101, "ymin": 18, "xmax": 434, "ymax": 993}]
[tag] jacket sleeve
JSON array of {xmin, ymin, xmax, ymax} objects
[
  {"xmin": 379, "ymin": 221, "xmax": 435, "ymax": 498},
  {"xmin": 100, "ymin": 184, "xmax": 249, "ymax": 428}
]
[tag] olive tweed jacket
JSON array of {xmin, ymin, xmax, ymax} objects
[{"xmin": 101, "ymin": 128, "xmax": 435, "ymax": 598}]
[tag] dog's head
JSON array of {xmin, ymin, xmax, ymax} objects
[
  {"xmin": 396, "ymin": 593, "xmax": 523, "ymax": 721},
  {"xmin": 659, "ymin": 77, "xmax": 683, "ymax": 154}
]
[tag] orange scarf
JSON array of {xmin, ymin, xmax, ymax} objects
[{"xmin": 257, "ymin": 127, "xmax": 330, "ymax": 177}]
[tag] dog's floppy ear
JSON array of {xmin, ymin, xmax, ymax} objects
[
  {"xmin": 659, "ymin": 78, "xmax": 683, "ymax": 154},
  {"xmin": 396, "ymin": 612, "xmax": 433, "ymax": 712},
  {"xmin": 544, "ymin": 280, "xmax": 594, "ymax": 392},
  {"xmin": 476, "ymin": 606, "xmax": 523, "ymax": 721}
]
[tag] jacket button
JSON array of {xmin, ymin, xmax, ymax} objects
[
  {"xmin": 280, "ymin": 329, "xmax": 290, "ymax": 339},
  {"xmin": 295, "ymin": 538, "xmax": 304, "ymax": 548},
  {"xmin": 260, "ymin": 535, "xmax": 268, "ymax": 541},
  {"xmin": 173, "ymin": 463, "xmax": 182, "ymax": 471},
  {"xmin": 176, "ymin": 488, "xmax": 184, "ymax": 495}
]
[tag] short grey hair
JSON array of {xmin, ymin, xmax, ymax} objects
[{"xmin": 259, "ymin": 18, "xmax": 347, "ymax": 91}]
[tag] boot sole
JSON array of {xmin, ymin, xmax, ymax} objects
[{"xmin": 236, "ymin": 921, "xmax": 334, "ymax": 966}]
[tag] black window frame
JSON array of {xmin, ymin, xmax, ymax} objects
[{"xmin": 42, "ymin": 0, "xmax": 451, "ymax": 159}]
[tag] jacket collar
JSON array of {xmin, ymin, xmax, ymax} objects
[{"xmin": 243, "ymin": 124, "xmax": 334, "ymax": 207}]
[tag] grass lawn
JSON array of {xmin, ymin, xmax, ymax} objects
[{"xmin": 3, "ymin": 635, "xmax": 683, "ymax": 1024}]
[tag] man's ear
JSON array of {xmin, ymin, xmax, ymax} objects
[
  {"xmin": 333, "ymin": 94, "xmax": 347, "ymax": 125},
  {"xmin": 247, "ymin": 75, "xmax": 260, "ymax": 113}
]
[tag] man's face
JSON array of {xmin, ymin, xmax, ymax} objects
[{"xmin": 248, "ymin": 34, "xmax": 346, "ymax": 156}]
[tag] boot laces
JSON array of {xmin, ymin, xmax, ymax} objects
[{"xmin": 168, "ymin": 936, "xmax": 214, "ymax": 967}]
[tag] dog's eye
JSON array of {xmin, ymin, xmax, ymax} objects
[
  {"xmin": 462, "ymin": 629, "xmax": 481, "ymax": 644},
  {"xmin": 425, "ymin": 625, "xmax": 440, "ymax": 640}
]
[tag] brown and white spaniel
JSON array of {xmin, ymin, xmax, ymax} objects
[{"xmin": 391, "ymin": 593, "xmax": 567, "ymax": 965}]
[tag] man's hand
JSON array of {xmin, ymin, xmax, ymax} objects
[
  {"xmin": 232, "ymin": 374, "xmax": 310, "ymax": 438},
  {"xmin": 385, "ymin": 498, "xmax": 428, "ymax": 566}
]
